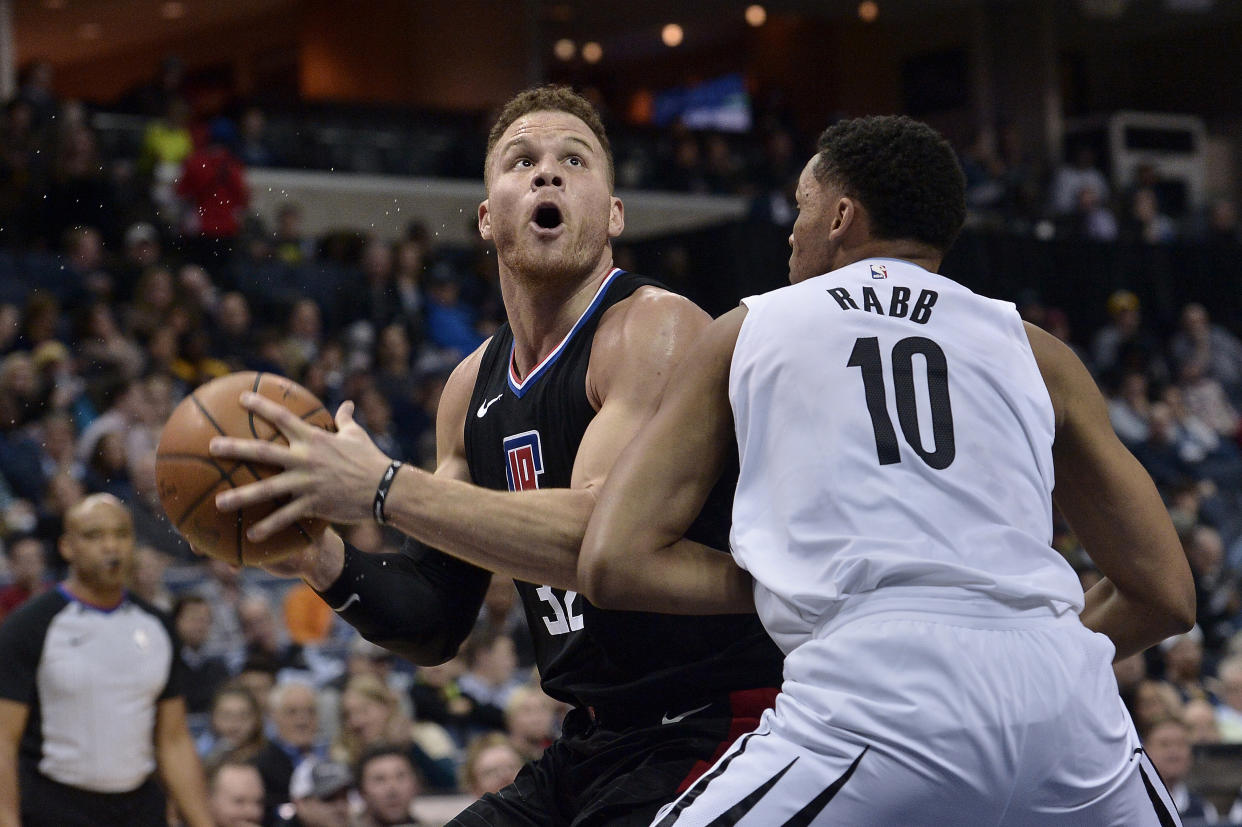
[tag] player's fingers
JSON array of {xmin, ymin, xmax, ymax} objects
[
  {"xmin": 214, "ymin": 470, "xmax": 310, "ymax": 512},
  {"xmin": 209, "ymin": 436, "xmax": 296, "ymax": 466},
  {"xmin": 246, "ymin": 497, "xmax": 310, "ymax": 542},
  {"xmin": 334, "ymin": 399, "xmax": 355, "ymax": 431},
  {"xmin": 237, "ymin": 391, "xmax": 313, "ymax": 439}
]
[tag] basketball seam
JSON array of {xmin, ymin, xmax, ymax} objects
[{"xmin": 171, "ymin": 458, "xmax": 244, "ymax": 527}]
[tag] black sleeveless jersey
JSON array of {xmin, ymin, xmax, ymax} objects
[{"xmin": 464, "ymin": 269, "xmax": 784, "ymax": 710}]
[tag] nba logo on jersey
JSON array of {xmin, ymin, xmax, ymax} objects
[
  {"xmin": 503, "ymin": 430, "xmax": 544, "ymax": 492},
  {"xmin": 870, "ymin": 263, "xmax": 888, "ymax": 279}
]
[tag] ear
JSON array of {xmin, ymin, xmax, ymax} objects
[
  {"xmin": 828, "ymin": 196, "xmax": 858, "ymax": 241},
  {"xmin": 478, "ymin": 199, "xmax": 492, "ymax": 241},
  {"xmin": 607, "ymin": 196, "xmax": 624, "ymax": 240},
  {"xmin": 58, "ymin": 535, "xmax": 74, "ymax": 567}
]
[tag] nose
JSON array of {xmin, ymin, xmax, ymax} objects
[{"xmin": 532, "ymin": 158, "xmax": 563, "ymax": 190}]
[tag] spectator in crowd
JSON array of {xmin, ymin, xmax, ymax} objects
[
  {"xmin": 1184, "ymin": 698, "xmax": 1221, "ymax": 745},
  {"xmin": 15, "ymin": 60, "xmax": 57, "ymax": 130},
  {"xmin": 237, "ymin": 591, "xmax": 309, "ymax": 676},
  {"xmin": 175, "ymin": 593, "xmax": 233, "ymax": 715},
  {"xmin": 199, "ymin": 558, "xmax": 250, "ymax": 660},
  {"xmin": 502, "ymin": 685, "xmax": 557, "ymax": 763},
  {"xmin": 422, "ymin": 268, "xmax": 484, "ymax": 359},
  {"xmin": 177, "ymin": 117, "xmax": 250, "ymax": 270},
  {"xmin": 1108, "ymin": 371, "xmax": 1154, "ymax": 446},
  {"xmin": 1125, "ymin": 186, "xmax": 1178, "ymax": 245},
  {"xmin": 1049, "ymin": 144, "xmax": 1110, "ymax": 217},
  {"xmin": 354, "ymin": 745, "xmax": 422, "ymax": 827},
  {"xmin": 1214, "ymin": 656, "xmax": 1242, "ymax": 742},
  {"xmin": 1142, "ymin": 715, "xmax": 1219, "ymax": 823},
  {"xmin": 127, "ymin": 543, "xmax": 172, "ymax": 610},
  {"xmin": 1091, "ymin": 289, "xmax": 1168, "ymax": 387},
  {"xmin": 253, "ymin": 681, "xmax": 325, "ymax": 818},
  {"xmin": 0, "ymin": 534, "xmax": 48, "ymax": 621},
  {"xmin": 1162, "ymin": 625, "xmax": 1217, "ymax": 705},
  {"xmin": 1133, "ymin": 678, "xmax": 1185, "ymax": 735},
  {"xmin": 206, "ymin": 759, "xmax": 266, "ymax": 827},
  {"xmin": 238, "ymin": 106, "xmax": 278, "ymax": 169},
  {"xmin": 1172, "ymin": 303, "xmax": 1242, "ymax": 405},
  {"xmin": 1075, "ymin": 185, "xmax": 1119, "ymax": 242},
  {"xmin": 198, "ymin": 683, "xmax": 267, "ymax": 764},
  {"xmin": 273, "ymin": 205, "xmax": 315, "ymax": 266},
  {"xmin": 454, "ymin": 628, "xmax": 525, "ymax": 737},
  {"xmin": 279, "ymin": 298, "xmax": 323, "ymax": 380},
  {"xmin": 75, "ymin": 300, "xmax": 146, "ymax": 380},
  {"xmin": 137, "ymin": 97, "xmax": 194, "ymax": 220},
  {"xmin": 0, "ymin": 494, "xmax": 212, "ymax": 826},
  {"xmin": 332, "ymin": 674, "xmax": 457, "ymax": 792},
  {"xmin": 1186, "ymin": 525, "xmax": 1242, "ymax": 652},
  {"xmin": 406, "ymin": 657, "xmax": 473, "ymax": 745},
  {"xmin": 277, "ymin": 757, "xmax": 353, "ymax": 827},
  {"xmin": 459, "ymin": 731, "xmax": 523, "ymax": 799},
  {"xmin": 475, "ymin": 577, "xmax": 535, "ymax": 669}
]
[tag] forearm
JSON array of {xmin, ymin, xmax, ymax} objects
[
  {"xmin": 157, "ymin": 731, "xmax": 212, "ymax": 827},
  {"xmin": 0, "ymin": 748, "xmax": 19, "ymax": 827},
  {"xmin": 1080, "ymin": 577, "xmax": 1187, "ymax": 661},
  {"xmin": 314, "ymin": 541, "xmax": 490, "ymax": 665},
  {"xmin": 591, "ymin": 537, "xmax": 754, "ymax": 614},
  {"xmin": 384, "ymin": 466, "xmax": 594, "ymax": 589}
]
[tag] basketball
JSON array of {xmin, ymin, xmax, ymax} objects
[{"xmin": 155, "ymin": 371, "xmax": 336, "ymax": 566}]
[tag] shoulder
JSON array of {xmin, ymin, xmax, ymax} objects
[
  {"xmin": 1023, "ymin": 321, "xmax": 1099, "ymax": 431},
  {"xmin": 438, "ymin": 338, "xmax": 493, "ymax": 422},
  {"xmin": 595, "ymin": 286, "xmax": 711, "ymax": 359}
]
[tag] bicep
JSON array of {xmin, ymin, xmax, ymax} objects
[
  {"xmin": 1030, "ymin": 325, "xmax": 1187, "ymax": 588},
  {"xmin": 571, "ymin": 291, "xmax": 711, "ymax": 493},
  {"xmin": 590, "ymin": 309, "xmax": 743, "ymax": 548},
  {"xmin": 434, "ymin": 345, "xmax": 484, "ymax": 482}
]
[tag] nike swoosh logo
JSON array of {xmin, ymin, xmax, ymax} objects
[
  {"xmin": 332, "ymin": 593, "xmax": 361, "ymax": 612},
  {"xmin": 660, "ymin": 703, "xmax": 712, "ymax": 725},
  {"xmin": 476, "ymin": 393, "xmax": 504, "ymax": 418}
]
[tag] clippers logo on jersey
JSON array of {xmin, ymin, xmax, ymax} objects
[
  {"xmin": 870, "ymin": 263, "xmax": 888, "ymax": 279},
  {"xmin": 503, "ymin": 430, "xmax": 545, "ymax": 492}
]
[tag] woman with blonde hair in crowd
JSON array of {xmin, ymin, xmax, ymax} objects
[{"xmin": 332, "ymin": 673, "xmax": 459, "ymax": 791}]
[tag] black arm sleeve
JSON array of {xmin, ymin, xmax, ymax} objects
[{"xmin": 314, "ymin": 540, "xmax": 491, "ymax": 665}]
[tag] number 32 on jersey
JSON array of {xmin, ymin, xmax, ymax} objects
[{"xmin": 504, "ymin": 430, "xmax": 584, "ymax": 636}]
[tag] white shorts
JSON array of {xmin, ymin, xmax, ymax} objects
[{"xmin": 652, "ymin": 605, "xmax": 1180, "ymax": 826}]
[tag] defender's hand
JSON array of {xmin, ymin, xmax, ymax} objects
[{"xmin": 210, "ymin": 393, "xmax": 392, "ymax": 541}]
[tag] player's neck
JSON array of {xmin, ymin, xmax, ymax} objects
[
  {"xmin": 62, "ymin": 577, "xmax": 125, "ymax": 610},
  {"xmin": 836, "ymin": 240, "xmax": 942, "ymax": 274},
  {"xmin": 501, "ymin": 257, "xmax": 616, "ymax": 379}
]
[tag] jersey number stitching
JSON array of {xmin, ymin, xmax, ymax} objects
[{"xmin": 535, "ymin": 586, "xmax": 585, "ymax": 635}]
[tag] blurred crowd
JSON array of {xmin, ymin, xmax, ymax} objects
[{"xmin": 3, "ymin": 56, "xmax": 1242, "ymax": 824}]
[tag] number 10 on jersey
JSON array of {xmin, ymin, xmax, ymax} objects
[{"xmin": 847, "ymin": 336, "xmax": 956, "ymax": 470}]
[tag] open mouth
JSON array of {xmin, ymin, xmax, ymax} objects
[{"xmin": 533, "ymin": 204, "xmax": 563, "ymax": 230}]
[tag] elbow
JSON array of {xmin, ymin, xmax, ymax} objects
[{"xmin": 577, "ymin": 548, "xmax": 629, "ymax": 611}]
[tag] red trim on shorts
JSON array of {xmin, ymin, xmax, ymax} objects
[{"xmin": 675, "ymin": 687, "xmax": 780, "ymax": 794}]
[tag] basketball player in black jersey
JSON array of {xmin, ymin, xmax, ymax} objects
[{"xmin": 209, "ymin": 86, "xmax": 784, "ymax": 825}]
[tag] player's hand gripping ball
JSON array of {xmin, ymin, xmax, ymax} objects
[{"xmin": 156, "ymin": 372, "xmax": 335, "ymax": 565}]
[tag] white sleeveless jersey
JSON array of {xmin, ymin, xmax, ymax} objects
[{"xmin": 729, "ymin": 258, "xmax": 1083, "ymax": 655}]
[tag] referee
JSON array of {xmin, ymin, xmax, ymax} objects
[{"xmin": 0, "ymin": 494, "xmax": 212, "ymax": 826}]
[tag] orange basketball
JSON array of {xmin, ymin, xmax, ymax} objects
[{"xmin": 155, "ymin": 371, "xmax": 335, "ymax": 565}]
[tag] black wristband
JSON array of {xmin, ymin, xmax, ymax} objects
[{"xmin": 373, "ymin": 460, "xmax": 404, "ymax": 526}]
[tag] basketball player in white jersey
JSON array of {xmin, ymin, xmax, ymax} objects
[{"xmin": 579, "ymin": 115, "xmax": 1196, "ymax": 825}]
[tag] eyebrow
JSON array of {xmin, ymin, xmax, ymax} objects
[{"xmin": 502, "ymin": 134, "xmax": 596, "ymax": 156}]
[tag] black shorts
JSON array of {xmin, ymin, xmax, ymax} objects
[
  {"xmin": 449, "ymin": 688, "xmax": 778, "ymax": 827},
  {"xmin": 20, "ymin": 771, "xmax": 166, "ymax": 827}
]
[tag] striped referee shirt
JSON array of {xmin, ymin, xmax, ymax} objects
[{"xmin": 0, "ymin": 586, "xmax": 182, "ymax": 793}]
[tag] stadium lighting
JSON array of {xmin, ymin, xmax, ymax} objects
[
  {"xmin": 858, "ymin": 1, "xmax": 879, "ymax": 22},
  {"xmin": 78, "ymin": 22, "xmax": 101, "ymax": 39},
  {"xmin": 582, "ymin": 42, "xmax": 603, "ymax": 64},
  {"xmin": 745, "ymin": 5, "xmax": 767, "ymax": 26},
  {"xmin": 161, "ymin": 1, "xmax": 186, "ymax": 19},
  {"xmin": 554, "ymin": 39, "xmax": 577, "ymax": 61},
  {"xmin": 662, "ymin": 23, "xmax": 684, "ymax": 47}
]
